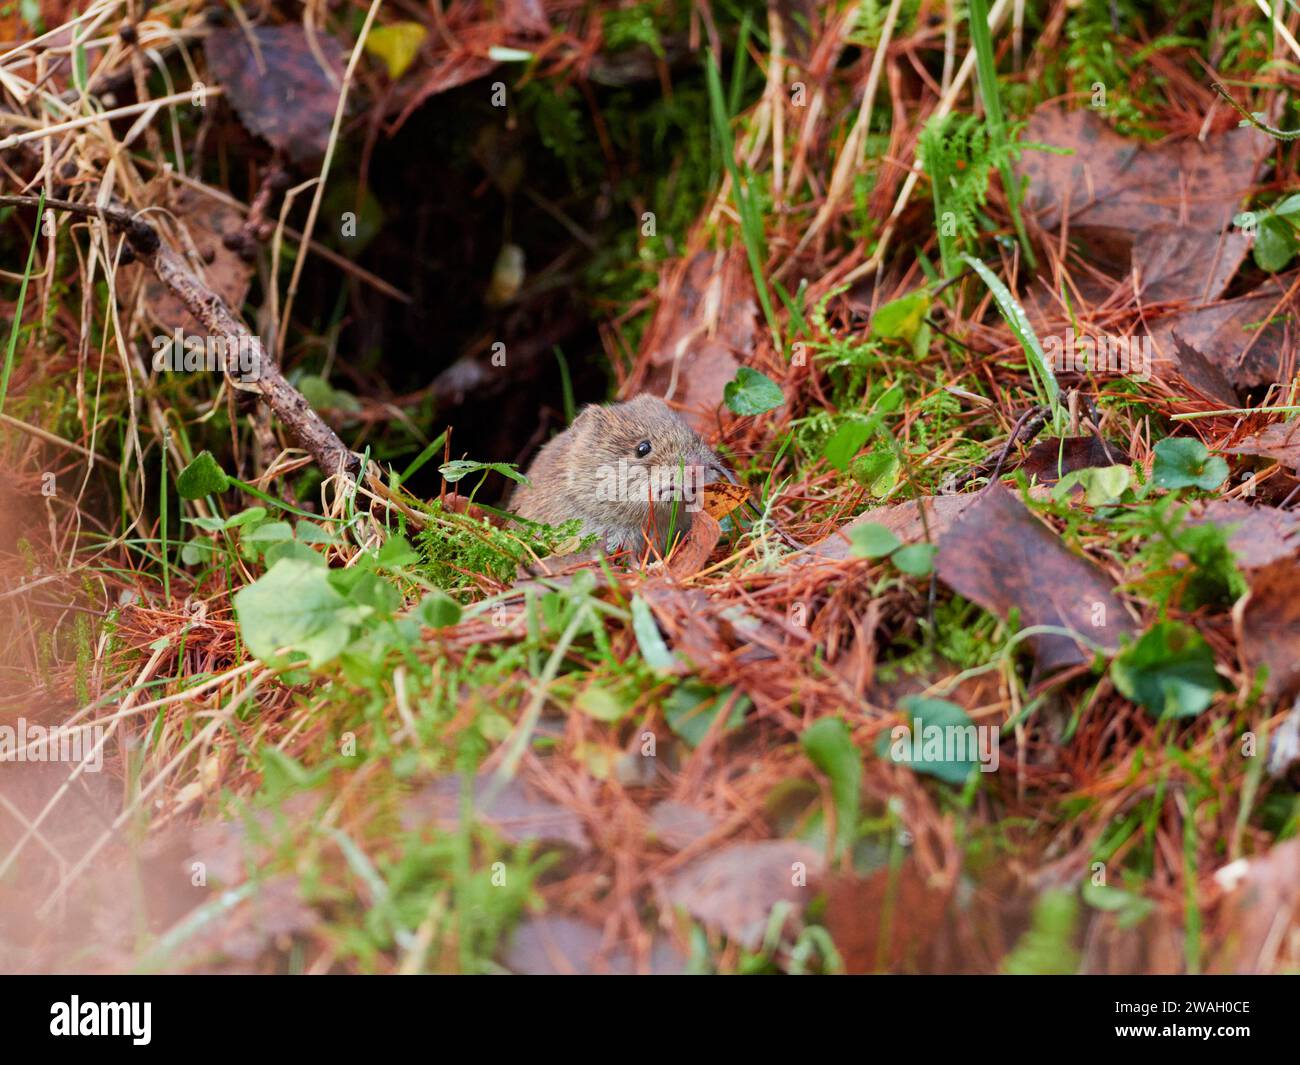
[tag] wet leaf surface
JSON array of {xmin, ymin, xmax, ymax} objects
[
  {"xmin": 646, "ymin": 800, "xmax": 720, "ymax": 851},
  {"xmin": 1015, "ymin": 436, "xmax": 1127, "ymax": 484},
  {"xmin": 402, "ymin": 773, "xmax": 590, "ymax": 852},
  {"xmin": 503, "ymin": 915, "xmax": 685, "ymax": 974},
  {"xmin": 1224, "ymin": 418, "xmax": 1300, "ymax": 471},
  {"xmin": 1240, "ymin": 558, "xmax": 1300, "ymax": 701},
  {"xmin": 1147, "ymin": 278, "xmax": 1299, "ymax": 395},
  {"xmin": 206, "ymin": 25, "xmax": 345, "ymax": 163},
  {"xmin": 933, "ymin": 486, "xmax": 1137, "ymax": 672},
  {"xmin": 657, "ymin": 839, "xmax": 822, "ymax": 950},
  {"xmin": 1019, "ymin": 105, "xmax": 1270, "ymax": 238}
]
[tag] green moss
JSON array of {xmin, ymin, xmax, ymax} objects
[{"xmin": 413, "ymin": 499, "xmax": 591, "ymax": 592}]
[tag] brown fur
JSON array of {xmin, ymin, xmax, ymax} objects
[{"xmin": 510, "ymin": 394, "xmax": 726, "ymax": 555}]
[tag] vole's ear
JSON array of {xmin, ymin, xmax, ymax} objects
[{"xmin": 570, "ymin": 404, "xmax": 608, "ymax": 431}]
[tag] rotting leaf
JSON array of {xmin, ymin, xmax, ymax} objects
[
  {"xmin": 402, "ymin": 773, "xmax": 590, "ymax": 853},
  {"xmin": 1188, "ymin": 499, "xmax": 1300, "ymax": 570},
  {"xmin": 1147, "ymin": 277, "xmax": 1298, "ymax": 396},
  {"xmin": 1131, "ymin": 225, "xmax": 1254, "ymax": 305},
  {"xmin": 933, "ymin": 485, "xmax": 1136, "ymax": 672},
  {"xmin": 1224, "ymin": 418, "xmax": 1300, "ymax": 471},
  {"xmin": 1019, "ymin": 105, "xmax": 1270, "ymax": 239},
  {"xmin": 1240, "ymin": 558, "xmax": 1300, "ymax": 701},
  {"xmin": 206, "ymin": 25, "xmax": 345, "ymax": 164},
  {"xmin": 657, "ymin": 839, "xmax": 823, "ymax": 951},
  {"xmin": 503, "ymin": 915, "xmax": 685, "ymax": 975}
]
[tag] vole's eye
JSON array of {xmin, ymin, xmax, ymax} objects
[{"xmin": 635, "ymin": 440, "xmax": 652, "ymax": 458}]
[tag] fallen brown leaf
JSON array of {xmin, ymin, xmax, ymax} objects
[
  {"xmin": 402, "ymin": 773, "xmax": 590, "ymax": 853},
  {"xmin": 934, "ymin": 486, "xmax": 1137, "ymax": 672},
  {"xmin": 657, "ymin": 839, "xmax": 822, "ymax": 950},
  {"xmin": 639, "ymin": 248, "xmax": 758, "ymax": 432},
  {"xmin": 806, "ymin": 495, "xmax": 977, "ymax": 562},
  {"xmin": 1239, "ymin": 557, "xmax": 1300, "ymax": 701},
  {"xmin": 1132, "ymin": 225, "xmax": 1254, "ymax": 305},
  {"xmin": 1190, "ymin": 499, "xmax": 1300, "ymax": 570},
  {"xmin": 1015, "ymin": 436, "xmax": 1127, "ymax": 485},
  {"xmin": 206, "ymin": 25, "xmax": 345, "ymax": 164},
  {"xmin": 125, "ymin": 188, "xmax": 252, "ymax": 336},
  {"xmin": 503, "ymin": 915, "xmax": 685, "ymax": 975},
  {"xmin": 1148, "ymin": 278, "xmax": 1299, "ymax": 396},
  {"xmin": 646, "ymin": 799, "xmax": 720, "ymax": 851},
  {"xmin": 1223, "ymin": 418, "xmax": 1300, "ymax": 471},
  {"xmin": 665, "ymin": 510, "xmax": 722, "ymax": 578},
  {"xmin": 1020, "ymin": 105, "xmax": 1269, "ymax": 238}
]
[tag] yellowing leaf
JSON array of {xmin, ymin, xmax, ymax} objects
[
  {"xmin": 365, "ymin": 22, "xmax": 427, "ymax": 81},
  {"xmin": 702, "ymin": 482, "xmax": 749, "ymax": 520}
]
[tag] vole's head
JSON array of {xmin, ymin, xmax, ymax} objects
[
  {"xmin": 566, "ymin": 395, "xmax": 729, "ymax": 551},
  {"xmin": 571, "ymin": 394, "xmax": 725, "ymax": 485}
]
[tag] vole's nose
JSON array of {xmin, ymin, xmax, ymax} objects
[
  {"xmin": 707, "ymin": 461, "xmax": 737, "ymax": 485},
  {"xmin": 693, "ymin": 444, "xmax": 732, "ymax": 485}
]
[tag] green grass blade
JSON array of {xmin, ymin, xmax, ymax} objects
[
  {"xmin": 0, "ymin": 191, "xmax": 44, "ymax": 419},
  {"xmin": 968, "ymin": 0, "xmax": 1035, "ymax": 268},
  {"xmin": 961, "ymin": 253, "xmax": 1061, "ymax": 424},
  {"xmin": 705, "ymin": 53, "xmax": 781, "ymax": 350}
]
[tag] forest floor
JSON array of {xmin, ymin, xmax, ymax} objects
[{"xmin": 3, "ymin": 0, "xmax": 1300, "ymax": 973}]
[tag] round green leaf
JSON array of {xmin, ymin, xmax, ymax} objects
[
  {"xmin": 892, "ymin": 542, "xmax": 937, "ymax": 576},
  {"xmin": 849, "ymin": 521, "xmax": 901, "ymax": 559},
  {"xmin": 723, "ymin": 367, "xmax": 783, "ymax": 416},
  {"xmin": 1152, "ymin": 437, "xmax": 1228, "ymax": 491}
]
